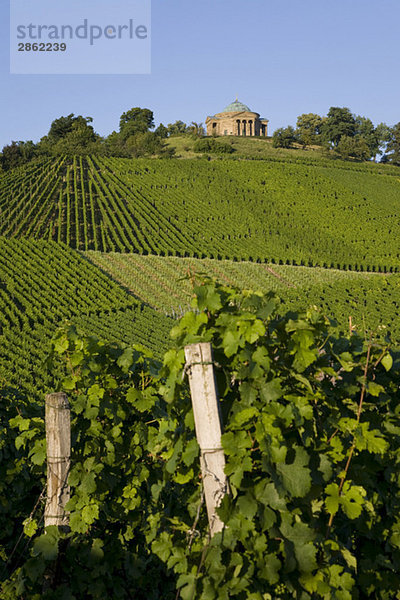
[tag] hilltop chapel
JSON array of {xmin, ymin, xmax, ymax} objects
[{"xmin": 206, "ymin": 98, "xmax": 269, "ymax": 137}]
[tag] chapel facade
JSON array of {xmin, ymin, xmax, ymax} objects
[{"xmin": 206, "ymin": 99, "xmax": 269, "ymax": 137}]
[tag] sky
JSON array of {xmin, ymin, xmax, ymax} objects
[{"xmin": 1, "ymin": 0, "xmax": 400, "ymax": 148}]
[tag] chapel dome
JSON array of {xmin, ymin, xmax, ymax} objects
[{"xmin": 222, "ymin": 99, "xmax": 252, "ymax": 113}]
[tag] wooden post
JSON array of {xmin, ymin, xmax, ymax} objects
[
  {"xmin": 184, "ymin": 343, "xmax": 227, "ymax": 536},
  {"xmin": 44, "ymin": 393, "xmax": 70, "ymax": 529}
]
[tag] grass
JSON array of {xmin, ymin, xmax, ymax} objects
[{"xmin": 167, "ymin": 135, "xmax": 400, "ymax": 174}]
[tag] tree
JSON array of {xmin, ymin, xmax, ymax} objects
[
  {"xmin": 385, "ymin": 122, "xmax": 400, "ymax": 165},
  {"xmin": 187, "ymin": 122, "xmax": 205, "ymax": 139},
  {"xmin": 376, "ymin": 122, "xmax": 394, "ymax": 160},
  {"xmin": 272, "ymin": 126, "xmax": 297, "ymax": 149},
  {"xmin": 18, "ymin": 140, "xmax": 37, "ymax": 162},
  {"xmin": 47, "ymin": 114, "xmax": 94, "ymax": 141},
  {"xmin": 104, "ymin": 131, "xmax": 129, "ymax": 157},
  {"xmin": 296, "ymin": 113, "xmax": 324, "ymax": 147},
  {"xmin": 335, "ymin": 135, "xmax": 370, "ymax": 161},
  {"xmin": 155, "ymin": 123, "xmax": 168, "ymax": 139},
  {"xmin": 119, "ymin": 108, "xmax": 154, "ymax": 140},
  {"xmin": 38, "ymin": 114, "xmax": 101, "ymax": 156},
  {"xmin": 39, "ymin": 117, "xmax": 101, "ymax": 156},
  {"xmin": 353, "ymin": 116, "xmax": 379, "ymax": 159},
  {"xmin": 125, "ymin": 131, "xmax": 174, "ymax": 158},
  {"xmin": 1, "ymin": 141, "xmax": 23, "ymax": 171},
  {"xmin": 105, "ymin": 130, "xmax": 174, "ymax": 159},
  {"xmin": 167, "ymin": 120, "xmax": 188, "ymax": 136},
  {"xmin": 53, "ymin": 122, "xmax": 103, "ymax": 156},
  {"xmin": 0, "ymin": 140, "xmax": 37, "ymax": 171},
  {"xmin": 321, "ymin": 107, "xmax": 356, "ymax": 147}
]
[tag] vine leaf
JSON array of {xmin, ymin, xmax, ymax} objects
[
  {"xmin": 277, "ymin": 447, "xmax": 311, "ymax": 497},
  {"xmin": 381, "ymin": 353, "xmax": 393, "ymax": 371},
  {"xmin": 33, "ymin": 529, "xmax": 59, "ymax": 561}
]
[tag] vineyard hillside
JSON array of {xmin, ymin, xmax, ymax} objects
[
  {"xmin": 1, "ymin": 151, "xmax": 400, "ymax": 400},
  {"xmin": 0, "ymin": 238, "xmax": 172, "ymax": 400},
  {"xmin": 86, "ymin": 252, "xmax": 400, "ymax": 341},
  {"xmin": 1, "ymin": 156, "xmax": 400, "ymax": 271}
]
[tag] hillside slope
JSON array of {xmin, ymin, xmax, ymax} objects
[
  {"xmin": 86, "ymin": 252, "xmax": 400, "ymax": 341},
  {"xmin": 0, "ymin": 238, "xmax": 172, "ymax": 400},
  {"xmin": 1, "ymin": 155, "xmax": 399, "ymax": 270}
]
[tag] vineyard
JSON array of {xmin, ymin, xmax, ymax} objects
[
  {"xmin": 0, "ymin": 238, "xmax": 172, "ymax": 401},
  {"xmin": 1, "ymin": 152, "xmax": 400, "ymax": 397},
  {"xmin": 2, "ymin": 281, "xmax": 400, "ymax": 599},
  {"xmin": 1, "ymin": 156, "xmax": 400, "ymax": 270},
  {"xmin": 1, "ymin": 147, "xmax": 400, "ymax": 598},
  {"xmin": 86, "ymin": 252, "xmax": 400, "ymax": 341}
]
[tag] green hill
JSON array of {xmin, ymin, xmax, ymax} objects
[
  {"xmin": 1, "ymin": 155, "xmax": 400, "ymax": 270},
  {"xmin": 86, "ymin": 252, "xmax": 400, "ymax": 340},
  {"xmin": 0, "ymin": 238, "xmax": 172, "ymax": 400},
  {"xmin": 1, "ymin": 150, "xmax": 400, "ymax": 399}
]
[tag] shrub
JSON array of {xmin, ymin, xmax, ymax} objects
[{"xmin": 193, "ymin": 138, "xmax": 234, "ymax": 154}]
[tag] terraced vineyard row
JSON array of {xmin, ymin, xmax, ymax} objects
[
  {"xmin": 87, "ymin": 252, "xmax": 400, "ymax": 342},
  {"xmin": 0, "ymin": 239, "xmax": 172, "ymax": 401},
  {"xmin": 1, "ymin": 156, "xmax": 400, "ymax": 271}
]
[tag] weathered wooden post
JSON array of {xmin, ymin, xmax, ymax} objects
[
  {"xmin": 184, "ymin": 343, "xmax": 227, "ymax": 536},
  {"xmin": 44, "ymin": 392, "xmax": 70, "ymax": 529}
]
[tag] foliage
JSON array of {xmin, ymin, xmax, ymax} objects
[
  {"xmin": 46, "ymin": 114, "xmax": 95, "ymax": 141},
  {"xmin": 167, "ymin": 120, "xmax": 189, "ymax": 136},
  {"xmin": 187, "ymin": 122, "xmax": 206, "ymax": 139},
  {"xmin": 334, "ymin": 135, "xmax": 371, "ymax": 161},
  {"xmin": 0, "ymin": 141, "xmax": 37, "ymax": 171},
  {"xmin": 290, "ymin": 108, "xmax": 392, "ymax": 161},
  {"xmin": 154, "ymin": 279, "xmax": 400, "ymax": 599},
  {"xmin": 375, "ymin": 122, "xmax": 392, "ymax": 157},
  {"xmin": 125, "ymin": 132, "xmax": 175, "ymax": 158},
  {"xmin": 321, "ymin": 107, "xmax": 356, "ymax": 148},
  {"xmin": 1, "ymin": 280, "xmax": 400, "ymax": 599},
  {"xmin": 386, "ymin": 122, "xmax": 400, "ymax": 165},
  {"xmin": 119, "ymin": 107, "xmax": 155, "ymax": 139},
  {"xmin": 1, "ymin": 332, "xmax": 175, "ymax": 599},
  {"xmin": 41, "ymin": 125, "xmax": 102, "ymax": 157},
  {"xmin": 105, "ymin": 129, "xmax": 173, "ymax": 159},
  {"xmin": 272, "ymin": 126, "xmax": 297, "ymax": 149},
  {"xmin": 296, "ymin": 114, "xmax": 325, "ymax": 147},
  {"xmin": 0, "ymin": 384, "xmax": 44, "ymax": 591},
  {"xmin": 193, "ymin": 138, "xmax": 234, "ymax": 154},
  {"xmin": 353, "ymin": 116, "xmax": 379, "ymax": 159},
  {"xmin": 155, "ymin": 123, "xmax": 169, "ymax": 138},
  {"xmin": 38, "ymin": 114, "xmax": 103, "ymax": 157}
]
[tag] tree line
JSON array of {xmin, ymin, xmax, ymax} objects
[
  {"xmin": 2, "ymin": 104, "xmax": 400, "ymax": 171},
  {"xmin": 0, "ymin": 109, "xmax": 206, "ymax": 171},
  {"xmin": 272, "ymin": 107, "xmax": 400, "ymax": 163}
]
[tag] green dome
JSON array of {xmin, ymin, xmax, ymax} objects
[{"xmin": 223, "ymin": 99, "xmax": 251, "ymax": 113}]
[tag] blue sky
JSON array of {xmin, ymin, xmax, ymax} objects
[{"xmin": 1, "ymin": 0, "xmax": 400, "ymax": 148}]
